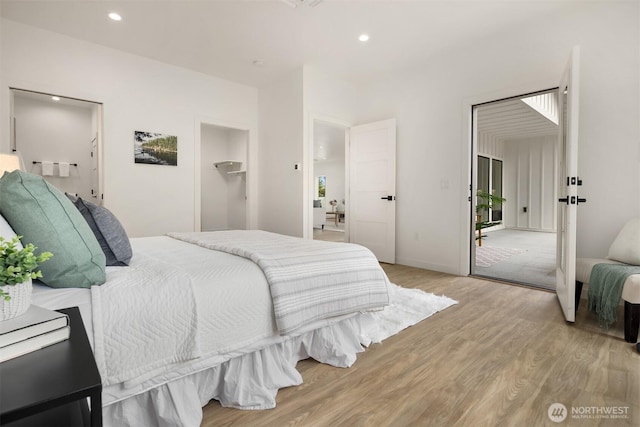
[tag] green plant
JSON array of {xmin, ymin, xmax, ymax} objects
[
  {"xmin": 476, "ymin": 190, "xmax": 506, "ymax": 216},
  {"xmin": 475, "ymin": 190, "xmax": 507, "ymax": 244},
  {"xmin": 0, "ymin": 236, "xmax": 53, "ymax": 301}
]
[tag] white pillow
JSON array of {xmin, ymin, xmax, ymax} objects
[
  {"xmin": 607, "ymin": 217, "xmax": 640, "ymax": 265},
  {"xmin": 0, "ymin": 213, "xmax": 23, "ymax": 249}
]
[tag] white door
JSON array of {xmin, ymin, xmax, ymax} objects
[
  {"xmin": 556, "ymin": 47, "xmax": 581, "ymax": 322},
  {"xmin": 349, "ymin": 118, "xmax": 396, "ymax": 263}
]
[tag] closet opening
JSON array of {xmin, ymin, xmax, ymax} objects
[
  {"xmin": 470, "ymin": 88, "xmax": 559, "ymax": 290},
  {"xmin": 10, "ymin": 88, "xmax": 103, "ymax": 204},
  {"xmin": 199, "ymin": 123, "xmax": 248, "ymax": 231}
]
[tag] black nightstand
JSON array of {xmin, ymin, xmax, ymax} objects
[{"xmin": 0, "ymin": 306, "xmax": 102, "ymax": 427}]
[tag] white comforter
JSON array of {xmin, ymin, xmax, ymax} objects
[
  {"xmin": 91, "ymin": 253, "xmax": 201, "ymax": 387},
  {"xmin": 94, "ymin": 236, "xmax": 278, "ymax": 391},
  {"xmin": 54, "ymin": 232, "xmax": 390, "ymax": 402}
]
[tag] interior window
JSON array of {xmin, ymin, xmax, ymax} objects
[{"xmin": 317, "ymin": 176, "xmax": 326, "ymax": 199}]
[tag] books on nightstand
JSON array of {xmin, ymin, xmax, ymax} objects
[{"xmin": 0, "ymin": 305, "xmax": 70, "ymax": 363}]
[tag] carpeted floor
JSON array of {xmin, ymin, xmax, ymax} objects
[
  {"xmin": 474, "ymin": 229, "xmax": 556, "ymax": 289},
  {"xmin": 475, "ymin": 245, "xmax": 527, "ymax": 267}
]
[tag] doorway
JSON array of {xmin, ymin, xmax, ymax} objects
[
  {"xmin": 471, "ymin": 89, "xmax": 559, "ymax": 289},
  {"xmin": 312, "ymin": 120, "xmax": 347, "ymax": 243},
  {"xmin": 10, "ymin": 88, "xmax": 103, "ymax": 204}
]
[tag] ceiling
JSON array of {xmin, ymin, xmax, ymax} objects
[
  {"xmin": 314, "ymin": 121, "xmax": 345, "ymax": 162},
  {"xmin": 12, "ymin": 89, "xmax": 97, "ymax": 110},
  {"xmin": 477, "ymin": 94, "xmax": 558, "ymax": 143},
  {"xmin": 0, "ymin": 0, "xmax": 575, "ymax": 88}
]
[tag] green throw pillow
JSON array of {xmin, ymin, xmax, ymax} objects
[{"xmin": 0, "ymin": 171, "xmax": 106, "ymax": 288}]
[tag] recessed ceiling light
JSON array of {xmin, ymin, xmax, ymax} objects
[
  {"xmin": 358, "ymin": 34, "xmax": 370, "ymax": 42},
  {"xmin": 108, "ymin": 12, "xmax": 122, "ymax": 21},
  {"xmin": 51, "ymin": 96, "xmax": 60, "ymax": 101}
]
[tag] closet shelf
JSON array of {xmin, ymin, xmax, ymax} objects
[{"xmin": 214, "ymin": 161, "xmax": 242, "ymax": 168}]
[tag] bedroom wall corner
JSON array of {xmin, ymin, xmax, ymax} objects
[
  {"xmin": 256, "ymin": 66, "xmax": 356, "ymax": 239},
  {"xmin": 302, "ymin": 66, "xmax": 357, "ymax": 239},
  {"xmin": 0, "ymin": 19, "xmax": 259, "ymax": 237},
  {"xmin": 257, "ymin": 68, "xmax": 304, "ymax": 237}
]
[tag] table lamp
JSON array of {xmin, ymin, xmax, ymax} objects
[{"xmin": 0, "ymin": 153, "xmax": 22, "ymax": 177}]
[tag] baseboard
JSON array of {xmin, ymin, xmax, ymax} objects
[{"xmin": 395, "ymin": 257, "xmax": 461, "ymax": 276}]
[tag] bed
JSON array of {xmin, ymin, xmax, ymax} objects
[{"xmin": 0, "ymin": 170, "xmax": 456, "ymax": 426}]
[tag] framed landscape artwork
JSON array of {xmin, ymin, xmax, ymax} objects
[{"xmin": 134, "ymin": 131, "xmax": 178, "ymax": 166}]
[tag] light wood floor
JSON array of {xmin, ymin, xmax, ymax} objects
[
  {"xmin": 202, "ymin": 265, "xmax": 639, "ymax": 426},
  {"xmin": 313, "ymin": 229, "xmax": 345, "ymax": 242}
]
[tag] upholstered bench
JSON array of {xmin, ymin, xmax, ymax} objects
[
  {"xmin": 576, "ymin": 258, "xmax": 640, "ymax": 342},
  {"xmin": 575, "ymin": 218, "xmax": 640, "ymax": 343}
]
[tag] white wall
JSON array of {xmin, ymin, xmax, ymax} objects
[
  {"xmin": 503, "ymin": 136, "xmax": 557, "ymax": 232},
  {"xmin": 13, "ymin": 96, "xmax": 94, "ymax": 200},
  {"xmin": 1, "ymin": 19, "xmax": 258, "ymax": 237},
  {"xmin": 478, "ymin": 133, "xmax": 504, "ymax": 159},
  {"xmin": 257, "ymin": 69, "xmax": 304, "ymax": 236},
  {"xmin": 354, "ymin": 2, "xmax": 639, "ymax": 274}
]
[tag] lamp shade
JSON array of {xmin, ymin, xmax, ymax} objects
[{"xmin": 0, "ymin": 153, "xmax": 22, "ymax": 177}]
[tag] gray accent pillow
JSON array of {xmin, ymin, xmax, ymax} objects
[
  {"xmin": 72, "ymin": 197, "xmax": 132, "ymax": 266},
  {"xmin": 0, "ymin": 171, "xmax": 106, "ymax": 288}
]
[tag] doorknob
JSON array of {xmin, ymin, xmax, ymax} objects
[
  {"xmin": 381, "ymin": 195, "xmax": 394, "ymax": 201},
  {"xmin": 559, "ymin": 196, "xmax": 587, "ymax": 205}
]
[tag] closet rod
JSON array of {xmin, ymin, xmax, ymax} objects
[{"xmin": 32, "ymin": 161, "xmax": 78, "ymax": 167}]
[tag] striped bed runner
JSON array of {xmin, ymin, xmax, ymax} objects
[{"xmin": 167, "ymin": 230, "xmax": 390, "ymax": 335}]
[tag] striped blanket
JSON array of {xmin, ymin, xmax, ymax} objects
[{"xmin": 167, "ymin": 230, "xmax": 390, "ymax": 335}]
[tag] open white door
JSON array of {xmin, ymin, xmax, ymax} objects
[
  {"xmin": 556, "ymin": 46, "xmax": 581, "ymax": 322},
  {"xmin": 349, "ymin": 118, "xmax": 396, "ymax": 263}
]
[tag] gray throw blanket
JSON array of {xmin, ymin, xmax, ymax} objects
[
  {"xmin": 167, "ymin": 230, "xmax": 390, "ymax": 335},
  {"xmin": 587, "ymin": 263, "xmax": 640, "ymax": 327}
]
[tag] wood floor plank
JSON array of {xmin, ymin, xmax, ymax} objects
[{"xmin": 201, "ymin": 265, "xmax": 639, "ymax": 426}]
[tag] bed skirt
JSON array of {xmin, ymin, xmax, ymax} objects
[
  {"xmin": 102, "ymin": 283, "xmax": 457, "ymax": 426},
  {"xmin": 103, "ymin": 314, "xmax": 372, "ymax": 427}
]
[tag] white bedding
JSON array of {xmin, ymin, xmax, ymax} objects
[
  {"xmin": 30, "ymin": 233, "xmax": 457, "ymax": 426},
  {"xmin": 92, "ymin": 252, "xmax": 200, "ymax": 387},
  {"xmin": 31, "ymin": 235, "xmax": 372, "ymax": 406}
]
